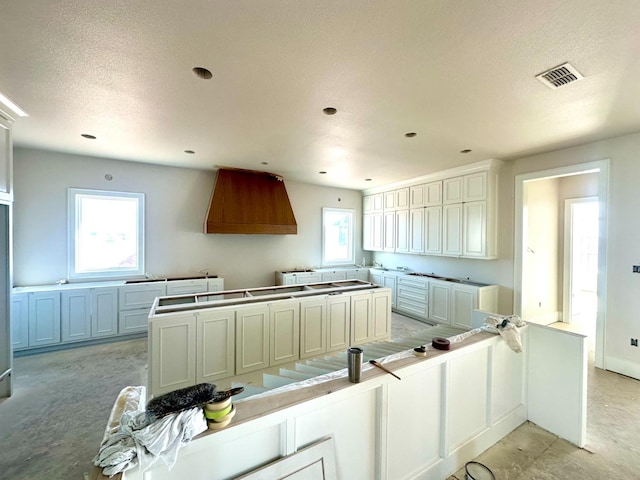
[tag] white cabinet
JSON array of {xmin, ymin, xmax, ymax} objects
[
  {"xmin": 0, "ymin": 115, "xmax": 13, "ymax": 201},
  {"xmin": 428, "ymin": 280, "xmax": 451, "ymax": 324},
  {"xmin": 363, "ymin": 193, "xmax": 383, "ymax": 213},
  {"xmin": 395, "ymin": 209, "xmax": 409, "ymax": 253},
  {"xmin": 382, "ymin": 273, "xmax": 398, "ymax": 308},
  {"xmin": 92, "ymin": 288, "xmax": 118, "ymax": 337},
  {"xmin": 395, "ymin": 188, "xmax": 410, "ymax": 210},
  {"xmin": 424, "ymin": 206, "xmax": 442, "ymax": 255},
  {"xmin": 350, "ymin": 291, "xmax": 373, "ymax": 346},
  {"xmin": 383, "ymin": 211, "xmax": 396, "ymax": 252},
  {"xmin": 321, "ymin": 270, "xmax": 347, "ymax": 282},
  {"xmin": 61, "ymin": 290, "xmax": 91, "ymax": 342},
  {"xmin": 299, "ymin": 296, "xmax": 327, "ymax": 359},
  {"xmin": 442, "ymin": 203, "xmax": 463, "ymax": 256},
  {"xmin": 269, "ymin": 300, "xmax": 300, "ymax": 367},
  {"xmin": 149, "ymin": 313, "xmax": 197, "ymax": 396},
  {"xmin": 450, "ymin": 285, "xmax": 478, "ymax": 330},
  {"xmin": 10, "ymin": 293, "xmax": 28, "ymax": 349},
  {"xmin": 118, "ymin": 282, "xmax": 167, "ymax": 334},
  {"xmin": 28, "ymin": 291, "xmax": 61, "ymax": 347},
  {"xmin": 196, "ymin": 308, "xmax": 235, "ymax": 382},
  {"xmin": 326, "ymin": 294, "xmax": 350, "ymax": 353},
  {"xmin": 166, "ymin": 279, "xmax": 208, "ymax": 295},
  {"xmin": 443, "ymin": 177, "xmax": 464, "ymax": 204},
  {"xmin": 409, "ymin": 208, "xmax": 424, "ymax": 254},
  {"xmin": 463, "ymin": 201, "xmax": 487, "ymax": 257},
  {"xmin": 371, "ymin": 289, "xmax": 392, "ymax": 340},
  {"xmin": 235, "ymin": 304, "xmax": 270, "ymax": 374},
  {"xmin": 363, "ymin": 214, "xmax": 374, "ymax": 251},
  {"xmin": 425, "ymin": 181, "xmax": 443, "ymax": 206},
  {"xmin": 464, "ymin": 171, "xmax": 487, "ymax": 201},
  {"xmin": 369, "ymin": 270, "xmax": 383, "ymax": 286},
  {"xmin": 395, "ymin": 275, "xmax": 429, "ymax": 321},
  {"xmin": 409, "ymin": 184, "xmax": 425, "ymax": 208},
  {"xmin": 384, "ymin": 191, "xmax": 396, "ymax": 210}
]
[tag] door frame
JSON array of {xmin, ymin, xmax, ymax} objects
[
  {"xmin": 563, "ymin": 196, "xmax": 598, "ymax": 325},
  {"xmin": 514, "ymin": 160, "xmax": 609, "ymax": 369}
]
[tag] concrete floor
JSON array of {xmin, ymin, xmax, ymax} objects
[{"xmin": 1, "ymin": 316, "xmax": 639, "ymax": 479}]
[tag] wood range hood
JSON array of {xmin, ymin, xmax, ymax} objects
[{"xmin": 205, "ymin": 168, "xmax": 297, "ymax": 235}]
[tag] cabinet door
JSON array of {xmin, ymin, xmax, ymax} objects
[
  {"xmin": 119, "ymin": 283, "xmax": 167, "ymax": 311},
  {"xmin": 424, "ymin": 206, "xmax": 442, "ymax": 255},
  {"xmin": 369, "ymin": 272, "xmax": 383, "ymax": 286},
  {"xmin": 372, "ymin": 193, "xmax": 384, "ymax": 212},
  {"xmin": 395, "ymin": 188, "xmax": 410, "ymax": 210},
  {"xmin": 350, "ymin": 292, "xmax": 372, "ymax": 346},
  {"xmin": 425, "ymin": 181, "xmax": 443, "ymax": 206},
  {"xmin": 28, "ymin": 292, "xmax": 60, "ymax": 346},
  {"xmin": 429, "ymin": 282, "xmax": 450, "ymax": 324},
  {"xmin": 61, "ymin": 290, "xmax": 91, "ymax": 342},
  {"xmin": 207, "ymin": 278, "xmax": 224, "ymax": 292},
  {"xmin": 383, "ymin": 211, "xmax": 396, "ymax": 252},
  {"xmin": 363, "ymin": 195, "xmax": 374, "ymax": 214},
  {"xmin": 463, "ymin": 171, "xmax": 488, "ymax": 202},
  {"xmin": 281, "ymin": 274, "xmax": 296, "ymax": 286},
  {"xmin": 10, "ymin": 294, "xmax": 29, "ymax": 349},
  {"xmin": 442, "ymin": 204, "xmax": 462, "ymax": 256},
  {"xmin": 166, "ymin": 279, "xmax": 209, "ymax": 296},
  {"xmin": 118, "ymin": 309, "xmax": 149, "ymax": 334},
  {"xmin": 409, "ymin": 185, "xmax": 425, "ymax": 208},
  {"xmin": 372, "ymin": 213, "xmax": 383, "ymax": 251},
  {"xmin": 149, "ymin": 313, "xmax": 197, "ymax": 397},
  {"xmin": 371, "ymin": 290, "xmax": 392, "ymax": 340},
  {"xmin": 395, "ymin": 210, "xmax": 409, "ymax": 253},
  {"xmin": 451, "ymin": 285, "xmax": 478, "ymax": 329},
  {"xmin": 326, "ymin": 294, "xmax": 350, "ymax": 353},
  {"xmin": 409, "ymin": 208, "xmax": 424, "ymax": 254},
  {"xmin": 443, "ymin": 177, "xmax": 463, "ymax": 204},
  {"xmin": 300, "ymin": 297, "xmax": 327, "ymax": 359},
  {"xmin": 92, "ymin": 288, "xmax": 118, "ymax": 337},
  {"xmin": 363, "ymin": 214, "xmax": 373, "ymax": 251},
  {"xmin": 384, "ymin": 191, "xmax": 396, "ymax": 210},
  {"xmin": 0, "ymin": 116, "xmax": 12, "ymax": 200},
  {"xmin": 463, "ymin": 201, "xmax": 487, "ymax": 257},
  {"xmin": 196, "ymin": 309, "xmax": 235, "ymax": 382},
  {"xmin": 235, "ymin": 305, "xmax": 270, "ymax": 374},
  {"xmin": 382, "ymin": 274, "xmax": 397, "ymax": 308},
  {"xmin": 269, "ymin": 300, "xmax": 300, "ymax": 366}
]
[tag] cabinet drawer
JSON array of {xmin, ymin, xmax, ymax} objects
[
  {"xmin": 397, "ymin": 276, "xmax": 429, "ymax": 290},
  {"xmin": 396, "ymin": 284, "xmax": 428, "ymax": 303},
  {"xmin": 166, "ymin": 279, "xmax": 209, "ymax": 296},
  {"xmin": 119, "ymin": 284, "xmax": 167, "ymax": 310},
  {"xmin": 119, "ymin": 309, "xmax": 149, "ymax": 334},
  {"xmin": 396, "ymin": 298, "xmax": 428, "ymax": 318}
]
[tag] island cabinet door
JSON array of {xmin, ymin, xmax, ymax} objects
[
  {"xmin": 299, "ymin": 297, "xmax": 327, "ymax": 359},
  {"xmin": 196, "ymin": 308, "xmax": 235, "ymax": 383},
  {"xmin": 269, "ymin": 300, "xmax": 300, "ymax": 367},
  {"xmin": 371, "ymin": 289, "xmax": 392, "ymax": 340},
  {"xmin": 326, "ymin": 294, "xmax": 350, "ymax": 353},
  {"xmin": 235, "ymin": 305, "xmax": 270, "ymax": 375},
  {"xmin": 350, "ymin": 292, "xmax": 373, "ymax": 346},
  {"xmin": 149, "ymin": 313, "xmax": 197, "ymax": 397}
]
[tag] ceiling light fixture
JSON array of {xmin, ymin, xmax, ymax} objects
[
  {"xmin": 192, "ymin": 67, "xmax": 213, "ymax": 80},
  {"xmin": 319, "ymin": 171, "xmax": 327, "ymax": 174},
  {"xmin": 405, "ymin": 132, "xmax": 417, "ymax": 138},
  {"xmin": 81, "ymin": 134, "xmax": 96, "ymax": 139},
  {"xmin": 261, "ymin": 162, "xmax": 269, "ymax": 165},
  {"xmin": 365, "ymin": 178, "xmax": 372, "ymax": 182},
  {"xmin": 0, "ymin": 91, "xmax": 28, "ymax": 117},
  {"xmin": 184, "ymin": 150, "xmax": 195, "ymax": 154},
  {"xmin": 460, "ymin": 149, "xmax": 472, "ymax": 153},
  {"xmin": 323, "ymin": 107, "xmax": 337, "ymax": 115}
]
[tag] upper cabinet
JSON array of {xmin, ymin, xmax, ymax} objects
[
  {"xmin": 0, "ymin": 115, "xmax": 13, "ymax": 202},
  {"xmin": 362, "ymin": 159, "xmax": 500, "ymax": 259}
]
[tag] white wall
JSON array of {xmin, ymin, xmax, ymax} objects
[{"xmin": 13, "ymin": 147, "xmax": 366, "ymax": 289}]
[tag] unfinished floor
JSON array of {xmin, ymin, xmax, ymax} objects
[{"xmin": 1, "ymin": 315, "xmax": 638, "ymax": 479}]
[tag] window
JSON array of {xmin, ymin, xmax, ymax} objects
[
  {"xmin": 322, "ymin": 207, "xmax": 354, "ymax": 266},
  {"xmin": 68, "ymin": 188, "xmax": 145, "ymax": 279}
]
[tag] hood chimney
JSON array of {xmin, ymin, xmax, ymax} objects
[{"xmin": 205, "ymin": 168, "xmax": 297, "ymax": 235}]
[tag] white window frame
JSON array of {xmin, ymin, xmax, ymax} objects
[
  {"xmin": 321, "ymin": 207, "xmax": 355, "ymax": 266},
  {"xmin": 67, "ymin": 188, "xmax": 145, "ymax": 280}
]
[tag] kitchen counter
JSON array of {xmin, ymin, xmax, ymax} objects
[{"xmin": 12, "ymin": 275, "xmax": 218, "ymax": 293}]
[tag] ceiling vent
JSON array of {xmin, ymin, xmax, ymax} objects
[{"xmin": 536, "ymin": 62, "xmax": 584, "ymax": 89}]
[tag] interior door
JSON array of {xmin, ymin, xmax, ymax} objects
[{"xmin": 0, "ymin": 204, "xmax": 12, "ymax": 398}]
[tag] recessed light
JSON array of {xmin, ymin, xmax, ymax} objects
[
  {"xmin": 261, "ymin": 162, "xmax": 269, "ymax": 165},
  {"xmin": 192, "ymin": 67, "xmax": 213, "ymax": 80},
  {"xmin": 460, "ymin": 149, "xmax": 472, "ymax": 153},
  {"xmin": 365, "ymin": 178, "xmax": 372, "ymax": 182},
  {"xmin": 323, "ymin": 107, "xmax": 337, "ymax": 115},
  {"xmin": 184, "ymin": 150, "xmax": 195, "ymax": 154},
  {"xmin": 319, "ymin": 171, "xmax": 327, "ymax": 174},
  {"xmin": 81, "ymin": 134, "xmax": 96, "ymax": 139},
  {"xmin": 405, "ymin": 132, "xmax": 417, "ymax": 138}
]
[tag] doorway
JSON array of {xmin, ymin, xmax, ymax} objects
[
  {"xmin": 563, "ymin": 197, "xmax": 598, "ymax": 335},
  {"xmin": 514, "ymin": 160, "xmax": 609, "ymax": 369}
]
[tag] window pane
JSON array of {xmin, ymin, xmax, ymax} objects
[
  {"xmin": 322, "ymin": 208, "xmax": 354, "ymax": 265},
  {"xmin": 68, "ymin": 189, "xmax": 144, "ymax": 279}
]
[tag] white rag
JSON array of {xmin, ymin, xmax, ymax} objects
[
  {"xmin": 482, "ymin": 314, "xmax": 526, "ymax": 353},
  {"xmin": 94, "ymin": 406, "xmax": 207, "ymax": 477}
]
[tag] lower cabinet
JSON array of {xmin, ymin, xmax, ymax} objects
[
  {"xmin": 429, "ymin": 280, "xmax": 499, "ymax": 328},
  {"xmin": 269, "ymin": 300, "xmax": 300, "ymax": 367},
  {"xmin": 28, "ymin": 292, "xmax": 61, "ymax": 347},
  {"xmin": 10, "ymin": 293, "xmax": 29, "ymax": 350},
  {"xmin": 149, "ymin": 313, "xmax": 197, "ymax": 396},
  {"xmin": 395, "ymin": 275, "xmax": 429, "ymax": 321},
  {"xmin": 196, "ymin": 308, "xmax": 235, "ymax": 383},
  {"xmin": 350, "ymin": 292, "xmax": 373, "ymax": 346},
  {"xmin": 371, "ymin": 289, "xmax": 392, "ymax": 340},
  {"xmin": 61, "ymin": 288, "xmax": 118, "ymax": 342},
  {"xmin": 326, "ymin": 294, "xmax": 351, "ymax": 353},
  {"xmin": 299, "ymin": 297, "xmax": 327, "ymax": 359},
  {"xmin": 429, "ymin": 280, "xmax": 451, "ymax": 324},
  {"xmin": 235, "ymin": 305, "xmax": 270, "ymax": 375}
]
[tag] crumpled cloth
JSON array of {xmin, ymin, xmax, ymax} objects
[
  {"xmin": 482, "ymin": 314, "xmax": 526, "ymax": 353},
  {"xmin": 94, "ymin": 405, "xmax": 207, "ymax": 477}
]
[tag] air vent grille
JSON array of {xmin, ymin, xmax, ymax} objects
[{"xmin": 536, "ymin": 62, "xmax": 584, "ymax": 89}]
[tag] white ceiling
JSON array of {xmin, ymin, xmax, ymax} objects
[{"xmin": 2, "ymin": 1, "xmax": 640, "ymax": 190}]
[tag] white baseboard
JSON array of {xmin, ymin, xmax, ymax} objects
[{"xmin": 605, "ymin": 356, "xmax": 640, "ymax": 381}]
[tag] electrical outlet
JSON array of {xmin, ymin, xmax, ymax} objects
[
  {"xmin": 633, "ymin": 265, "xmax": 640, "ymax": 273},
  {"xmin": 631, "ymin": 338, "xmax": 638, "ymax": 347}
]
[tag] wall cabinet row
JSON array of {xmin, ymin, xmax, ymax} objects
[
  {"xmin": 148, "ymin": 288, "xmax": 392, "ymax": 397},
  {"xmin": 11, "ymin": 278, "xmax": 225, "ymax": 351},
  {"xmin": 363, "ymin": 163, "xmax": 499, "ymax": 259}
]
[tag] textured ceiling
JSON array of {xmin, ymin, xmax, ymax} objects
[{"xmin": 1, "ymin": 1, "xmax": 640, "ymax": 190}]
